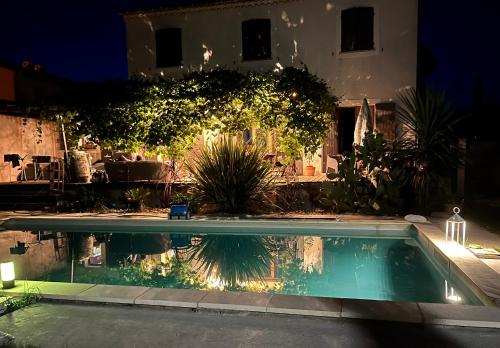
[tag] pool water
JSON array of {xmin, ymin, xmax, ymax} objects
[{"xmin": 0, "ymin": 225, "xmax": 482, "ymax": 305}]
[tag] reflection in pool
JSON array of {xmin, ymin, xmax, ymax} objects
[{"xmin": 0, "ymin": 229, "xmax": 482, "ymax": 304}]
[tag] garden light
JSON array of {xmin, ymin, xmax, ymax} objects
[
  {"xmin": 445, "ymin": 207, "xmax": 466, "ymax": 246},
  {"xmin": 0, "ymin": 261, "xmax": 15, "ymax": 289}
]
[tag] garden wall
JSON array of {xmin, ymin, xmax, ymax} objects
[{"xmin": 0, "ymin": 114, "xmax": 64, "ymax": 182}]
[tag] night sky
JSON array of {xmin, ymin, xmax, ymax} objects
[{"xmin": 1, "ymin": 0, "xmax": 499, "ymax": 109}]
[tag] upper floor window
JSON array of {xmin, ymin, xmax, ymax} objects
[
  {"xmin": 341, "ymin": 7, "xmax": 374, "ymax": 52},
  {"xmin": 155, "ymin": 28, "xmax": 182, "ymax": 67},
  {"xmin": 242, "ymin": 19, "xmax": 271, "ymax": 61}
]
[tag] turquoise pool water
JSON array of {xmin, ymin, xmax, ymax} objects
[{"xmin": 0, "ymin": 219, "xmax": 482, "ymax": 305}]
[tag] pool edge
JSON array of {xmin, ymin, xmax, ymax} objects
[
  {"xmin": 2, "ymin": 281, "xmax": 500, "ymax": 328},
  {"xmin": 413, "ymin": 222, "xmax": 500, "ymax": 307}
]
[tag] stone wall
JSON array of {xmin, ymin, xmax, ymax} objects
[{"xmin": 0, "ymin": 114, "xmax": 64, "ymax": 182}]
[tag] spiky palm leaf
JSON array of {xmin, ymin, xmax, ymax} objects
[
  {"xmin": 397, "ymin": 88, "xmax": 462, "ymax": 168},
  {"xmin": 188, "ymin": 235, "xmax": 274, "ymax": 288},
  {"xmin": 397, "ymin": 88, "xmax": 463, "ymax": 212},
  {"xmin": 186, "ymin": 136, "xmax": 274, "ymax": 213}
]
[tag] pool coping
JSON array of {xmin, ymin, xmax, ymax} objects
[
  {"xmin": 2, "ymin": 281, "xmax": 500, "ymax": 328},
  {"xmin": 0, "ymin": 217, "xmax": 412, "ymax": 236},
  {"xmin": 1, "ymin": 217, "xmax": 500, "ymax": 328},
  {"xmin": 413, "ymin": 223, "xmax": 500, "ymax": 307}
]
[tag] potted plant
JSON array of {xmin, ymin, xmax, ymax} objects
[
  {"xmin": 124, "ymin": 188, "xmax": 151, "ymax": 211},
  {"xmin": 304, "ymin": 152, "xmax": 316, "ymax": 176}
]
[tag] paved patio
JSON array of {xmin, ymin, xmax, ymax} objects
[{"xmin": 1, "ymin": 302, "xmax": 500, "ymax": 348}]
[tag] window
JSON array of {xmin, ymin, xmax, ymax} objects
[
  {"xmin": 155, "ymin": 28, "xmax": 182, "ymax": 67},
  {"xmin": 341, "ymin": 7, "xmax": 374, "ymax": 52},
  {"xmin": 242, "ymin": 19, "xmax": 271, "ymax": 61}
]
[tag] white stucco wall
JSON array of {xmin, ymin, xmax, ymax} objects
[{"xmin": 123, "ymin": 0, "xmax": 418, "ymax": 104}]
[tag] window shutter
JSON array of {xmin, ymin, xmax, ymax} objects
[
  {"xmin": 242, "ymin": 19, "xmax": 271, "ymax": 60},
  {"xmin": 155, "ymin": 28, "xmax": 182, "ymax": 67},
  {"xmin": 341, "ymin": 7, "xmax": 374, "ymax": 52},
  {"xmin": 375, "ymin": 103, "xmax": 396, "ymax": 141}
]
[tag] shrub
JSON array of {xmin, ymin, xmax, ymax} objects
[
  {"xmin": 0, "ymin": 287, "xmax": 41, "ymax": 316},
  {"xmin": 186, "ymin": 136, "xmax": 274, "ymax": 213},
  {"xmin": 397, "ymin": 88, "xmax": 463, "ymax": 213},
  {"xmin": 79, "ymin": 187, "xmax": 107, "ymax": 212},
  {"xmin": 318, "ymin": 133, "xmax": 404, "ymax": 215},
  {"xmin": 124, "ymin": 188, "xmax": 151, "ymax": 211}
]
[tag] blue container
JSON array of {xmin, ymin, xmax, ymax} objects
[{"xmin": 169, "ymin": 204, "xmax": 190, "ymax": 220}]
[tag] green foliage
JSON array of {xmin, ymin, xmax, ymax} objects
[
  {"xmin": 277, "ymin": 258, "xmax": 310, "ymax": 295},
  {"xmin": 117, "ymin": 258, "xmax": 205, "ymax": 289},
  {"xmin": 1, "ymin": 288, "xmax": 41, "ymax": 315},
  {"xmin": 41, "ymin": 68, "xmax": 337, "ymax": 160},
  {"xmin": 170, "ymin": 192, "xmax": 190, "ymax": 205},
  {"xmin": 318, "ymin": 133, "xmax": 403, "ymax": 214},
  {"xmin": 275, "ymin": 256, "xmax": 321, "ymax": 296},
  {"xmin": 125, "ymin": 188, "xmax": 151, "ymax": 211},
  {"xmin": 188, "ymin": 235, "xmax": 274, "ymax": 289},
  {"xmin": 79, "ymin": 187, "xmax": 106, "ymax": 212},
  {"xmin": 187, "ymin": 136, "xmax": 274, "ymax": 213},
  {"xmin": 397, "ymin": 88, "xmax": 463, "ymax": 213},
  {"xmin": 68, "ymin": 257, "xmax": 205, "ymax": 289},
  {"xmin": 275, "ymin": 181, "xmax": 309, "ymax": 212}
]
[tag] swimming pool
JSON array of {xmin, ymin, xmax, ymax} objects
[{"xmin": 0, "ymin": 218, "xmax": 483, "ymax": 305}]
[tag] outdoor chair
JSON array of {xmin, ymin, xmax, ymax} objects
[
  {"xmin": 326, "ymin": 155, "xmax": 338, "ymax": 174},
  {"xmin": 4, "ymin": 154, "xmax": 28, "ymax": 181},
  {"xmin": 265, "ymin": 152, "xmax": 295, "ymax": 177}
]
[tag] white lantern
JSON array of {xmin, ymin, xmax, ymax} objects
[
  {"xmin": 445, "ymin": 207, "xmax": 466, "ymax": 246},
  {"xmin": 0, "ymin": 260, "xmax": 15, "ymax": 289}
]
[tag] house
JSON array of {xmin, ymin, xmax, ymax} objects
[{"xmin": 122, "ymin": 0, "xmax": 418, "ymax": 175}]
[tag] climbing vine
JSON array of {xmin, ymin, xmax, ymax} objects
[{"xmin": 42, "ymin": 67, "xmax": 338, "ymax": 160}]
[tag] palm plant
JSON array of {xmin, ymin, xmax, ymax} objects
[
  {"xmin": 124, "ymin": 188, "xmax": 151, "ymax": 211},
  {"xmin": 186, "ymin": 136, "xmax": 274, "ymax": 213},
  {"xmin": 188, "ymin": 235, "xmax": 274, "ymax": 289},
  {"xmin": 397, "ymin": 88, "xmax": 463, "ymax": 212}
]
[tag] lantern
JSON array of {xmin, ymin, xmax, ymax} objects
[
  {"xmin": 0, "ymin": 261, "xmax": 15, "ymax": 289},
  {"xmin": 445, "ymin": 207, "xmax": 466, "ymax": 246}
]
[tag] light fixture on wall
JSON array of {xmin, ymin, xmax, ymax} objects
[
  {"xmin": 445, "ymin": 207, "xmax": 466, "ymax": 246},
  {"xmin": 0, "ymin": 261, "xmax": 15, "ymax": 289}
]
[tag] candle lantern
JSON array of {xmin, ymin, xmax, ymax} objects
[{"xmin": 445, "ymin": 207, "xmax": 466, "ymax": 246}]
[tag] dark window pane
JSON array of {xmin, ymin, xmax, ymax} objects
[
  {"xmin": 341, "ymin": 7, "xmax": 374, "ymax": 52},
  {"xmin": 242, "ymin": 19, "xmax": 271, "ymax": 61},
  {"xmin": 155, "ymin": 28, "xmax": 182, "ymax": 67}
]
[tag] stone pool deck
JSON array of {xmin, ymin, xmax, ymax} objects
[
  {"xmin": 2, "ymin": 280, "xmax": 500, "ymax": 329},
  {"xmin": 3, "ymin": 302, "xmax": 500, "ymax": 348}
]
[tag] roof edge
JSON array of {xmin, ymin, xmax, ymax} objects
[{"xmin": 121, "ymin": 0, "xmax": 298, "ymax": 18}]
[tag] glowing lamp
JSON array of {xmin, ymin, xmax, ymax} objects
[
  {"xmin": 445, "ymin": 207, "xmax": 466, "ymax": 246},
  {"xmin": 0, "ymin": 261, "xmax": 15, "ymax": 289}
]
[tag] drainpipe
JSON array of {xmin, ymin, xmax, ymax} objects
[{"xmin": 416, "ymin": 0, "xmax": 423, "ymax": 95}]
